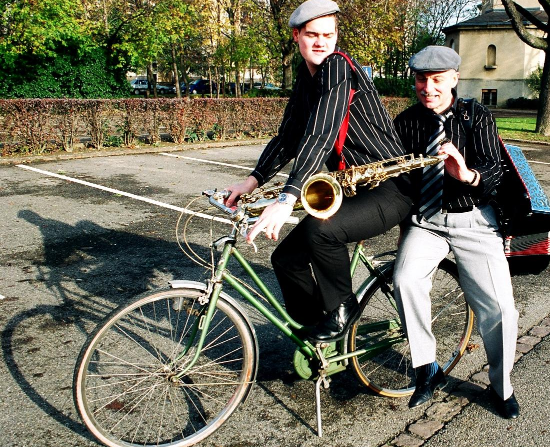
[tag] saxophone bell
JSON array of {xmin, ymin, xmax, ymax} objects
[
  {"xmin": 300, "ymin": 154, "xmax": 446, "ymax": 220},
  {"xmin": 238, "ymin": 155, "xmax": 445, "ymax": 221},
  {"xmin": 300, "ymin": 173, "xmax": 343, "ymax": 219}
]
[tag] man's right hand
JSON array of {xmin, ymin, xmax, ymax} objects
[{"xmin": 224, "ymin": 176, "xmax": 259, "ymax": 207}]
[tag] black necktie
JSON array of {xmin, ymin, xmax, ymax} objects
[{"xmin": 418, "ymin": 112, "xmax": 450, "ymax": 219}]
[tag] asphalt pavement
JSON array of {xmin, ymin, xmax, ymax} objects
[
  {"xmin": 1, "ymin": 140, "xmax": 550, "ymax": 447},
  {"xmin": 420, "ymin": 330, "xmax": 550, "ymax": 447}
]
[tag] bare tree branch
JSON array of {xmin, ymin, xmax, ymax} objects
[
  {"xmin": 500, "ymin": 0, "xmax": 548, "ymax": 50},
  {"xmin": 513, "ymin": 1, "xmax": 550, "ymax": 32}
]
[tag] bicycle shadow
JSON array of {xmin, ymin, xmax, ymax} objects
[
  {"xmin": 3, "ymin": 210, "xmax": 413, "ymax": 443},
  {"xmin": 2, "ymin": 211, "xmax": 194, "ymax": 441},
  {"xmin": 1, "ymin": 210, "xmax": 281, "ymax": 443}
]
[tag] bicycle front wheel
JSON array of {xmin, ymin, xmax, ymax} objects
[
  {"xmin": 349, "ymin": 258, "xmax": 474, "ymax": 397},
  {"xmin": 74, "ymin": 287, "xmax": 258, "ymax": 447}
]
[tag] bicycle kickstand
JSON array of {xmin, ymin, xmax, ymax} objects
[{"xmin": 314, "ymin": 345, "xmax": 332, "ymax": 437}]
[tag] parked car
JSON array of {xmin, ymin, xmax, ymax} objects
[
  {"xmin": 176, "ymin": 82, "xmax": 187, "ymax": 94},
  {"xmin": 129, "ymin": 79, "xmax": 173, "ymax": 95},
  {"xmin": 248, "ymin": 82, "xmax": 281, "ymax": 91},
  {"xmin": 262, "ymin": 83, "xmax": 281, "ymax": 90},
  {"xmin": 130, "ymin": 79, "xmax": 148, "ymax": 94},
  {"xmin": 225, "ymin": 82, "xmax": 244, "ymax": 95},
  {"xmin": 225, "ymin": 82, "xmax": 259, "ymax": 95},
  {"xmin": 156, "ymin": 83, "xmax": 175, "ymax": 94},
  {"xmin": 188, "ymin": 79, "xmax": 217, "ymax": 95}
]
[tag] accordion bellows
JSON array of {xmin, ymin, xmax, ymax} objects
[{"xmin": 503, "ymin": 144, "xmax": 550, "ymax": 270}]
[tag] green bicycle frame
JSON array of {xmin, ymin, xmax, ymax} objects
[{"xmin": 175, "ymin": 227, "xmax": 405, "ymax": 377}]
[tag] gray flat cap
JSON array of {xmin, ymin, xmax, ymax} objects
[
  {"xmin": 409, "ymin": 46, "xmax": 461, "ymax": 72},
  {"xmin": 289, "ymin": 0, "xmax": 340, "ymax": 28}
]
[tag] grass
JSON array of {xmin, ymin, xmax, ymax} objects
[{"xmin": 496, "ymin": 117, "xmax": 550, "ymax": 143}]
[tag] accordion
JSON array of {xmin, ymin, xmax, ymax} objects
[{"xmin": 496, "ymin": 143, "xmax": 550, "ymax": 275}]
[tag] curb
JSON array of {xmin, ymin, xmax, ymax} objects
[
  {"xmin": 388, "ymin": 316, "xmax": 550, "ymax": 446},
  {"xmin": 0, "ymin": 138, "xmax": 271, "ymax": 166},
  {"xmin": 1, "ymin": 136, "xmax": 548, "ymax": 167},
  {"xmin": 505, "ymin": 138, "xmax": 550, "ymax": 147}
]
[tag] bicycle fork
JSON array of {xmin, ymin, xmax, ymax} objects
[{"xmin": 171, "ymin": 239, "xmax": 234, "ymax": 378}]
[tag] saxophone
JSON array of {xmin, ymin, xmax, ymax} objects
[
  {"xmin": 239, "ymin": 183, "xmax": 303, "ymax": 217},
  {"xmin": 239, "ymin": 154, "xmax": 446, "ymax": 219}
]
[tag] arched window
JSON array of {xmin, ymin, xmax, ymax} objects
[{"xmin": 486, "ymin": 45, "xmax": 497, "ymax": 69}]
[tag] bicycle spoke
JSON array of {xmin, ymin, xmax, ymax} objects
[
  {"xmin": 350, "ymin": 259, "xmax": 473, "ymax": 397},
  {"xmin": 74, "ymin": 288, "xmax": 256, "ymax": 447}
]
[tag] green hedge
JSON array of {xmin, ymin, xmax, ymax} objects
[
  {"xmin": 0, "ymin": 97, "xmax": 411, "ymax": 156},
  {"xmin": 373, "ymin": 77, "xmax": 415, "ymax": 99}
]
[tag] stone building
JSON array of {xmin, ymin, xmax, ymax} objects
[{"xmin": 443, "ymin": 0, "xmax": 546, "ymax": 107}]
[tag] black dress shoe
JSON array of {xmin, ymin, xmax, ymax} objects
[
  {"xmin": 408, "ymin": 364, "xmax": 446, "ymax": 408},
  {"xmin": 491, "ymin": 389, "xmax": 520, "ymax": 419},
  {"xmin": 307, "ymin": 295, "xmax": 361, "ymax": 343}
]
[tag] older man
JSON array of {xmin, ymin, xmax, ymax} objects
[
  {"xmin": 392, "ymin": 45, "xmax": 520, "ymax": 419},
  {"xmin": 225, "ymin": 0, "xmax": 412, "ymax": 342}
]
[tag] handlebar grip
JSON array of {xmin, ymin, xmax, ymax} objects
[
  {"xmin": 208, "ymin": 195, "xmax": 240, "ymax": 217},
  {"xmin": 205, "ymin": 189, "xmax": 299, "ymax": 225}
]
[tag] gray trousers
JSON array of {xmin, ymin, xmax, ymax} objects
[{"xmin": 393, "ymin": 204, "xmax": 518, "ymax": 400}]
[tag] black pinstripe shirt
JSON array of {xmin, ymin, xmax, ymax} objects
[
  {"xmin": 250, "ymin": 47, "xmax": 406, "ymax": 196},
  {"xmin": 393, "ymin": 97, "xmax": 503, "ymax": 212}
]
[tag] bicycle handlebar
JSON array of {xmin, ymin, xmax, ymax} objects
[{"xmin": 203, "ymin": 189, "xmax": 299, "ymax": 225}]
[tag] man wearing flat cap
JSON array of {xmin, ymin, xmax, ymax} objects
[
  {"xmin": 392, "ymin": 45, "xmax": 520, "ymax": 419},
  {"xmin": 225, "ymin": 0, "xmax": 413, "ymax": 343}
]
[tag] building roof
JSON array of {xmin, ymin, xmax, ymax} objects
[{"xmin": 444, "ymin": 9, "xmax": 548, "ymax": 32}]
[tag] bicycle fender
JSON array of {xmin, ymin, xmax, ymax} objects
[
  {"xmin": 356, "ymin": 261, "xmax": 394, "ymax": 305},
  {"xmin": 170, "ymin": 279, "xmax": 210, "ymax": 290},
  {"xmin": 169, "ymin": 280, "xmax": 253, "ymax": 321}
]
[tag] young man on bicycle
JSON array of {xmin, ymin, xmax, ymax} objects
[
  {"xmin": 225, "ymin": 0, "xmax": 412, "ymax": 343},
  {"xmin": 392, "ymin": 45, "xmax": 520, "ymax": 419}
]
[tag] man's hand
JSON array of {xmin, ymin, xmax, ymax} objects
[
  {"xmin": 246, "ymin": 201, "xmax": 294, "ymax": 243},
  {"xmin": 224, "ymin": 176, "xmax": 259, "ymax": 207},
  {"xmin": 438, "ymin": 142, "xmax": 479, "ymax": 186}
]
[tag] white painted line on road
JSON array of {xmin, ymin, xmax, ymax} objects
[
  {"xmin": 16, "ymin": 164, "xmax": 232, "ymax": 224},
  {"xmin": 160, "ymin": 153, "xmax": 289, "ymax": 178},
  {"xmin": 527, "ymin": 160, "xmax": 550, "ymax": 165}
]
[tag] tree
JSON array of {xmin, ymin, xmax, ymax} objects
[
  {"xmin": 338, "ymin": 0, "xmax": 406, "ymax": 69},
  {"xmin": 154, "ymin": 0, "xmax": 203, "ymax": 97},
  {"xmin": 247, "ymin": 0, "xmax": 299, "ymax": 90},
  {"xmin": 0, "ymin": 0, "xmax": 129, "ymax": 98},
  {"xmin": 416, "ymin": 0, "xmax": 478, "ymax": 45},
  {"xmin": 500, "ymin": 0, "xmax": 550, "ymax": 135}
]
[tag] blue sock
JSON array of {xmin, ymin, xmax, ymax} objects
[{"xmin": 425, "ymin": 361, "xmax": 439, "ymax": 379}]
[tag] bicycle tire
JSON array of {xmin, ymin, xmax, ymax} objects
[
  {"xmin": 74, "ymin": 286, "xmax": 258, "ymax": 447},
  {"xmin": 349, "ymin": 258, "xmax": 474, "ymax": 397}
]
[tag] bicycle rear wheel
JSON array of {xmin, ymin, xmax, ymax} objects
[
  {"xmin": 349, "ymin": 258, "xmax": 473, "ymax": 397},
  {"xmin": 74, "ymin": 287, "xmax": 257, "ymax": 447}
]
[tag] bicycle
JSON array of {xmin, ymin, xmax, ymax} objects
[{"xmin": 73, "ymin": 189, "xmax": 474, "ymax": 447}]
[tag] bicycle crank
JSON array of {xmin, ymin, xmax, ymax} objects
[{"xmin": 292, "ymin": 342, "xmax": 346, "ymax": 380}]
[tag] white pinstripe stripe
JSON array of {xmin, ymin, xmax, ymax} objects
[{"xmin": 252, "ymin": 51, "xmax": 406, "ymax": 192}]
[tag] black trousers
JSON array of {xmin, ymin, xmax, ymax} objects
[{"xmin": 271, "ymin": 177, "xmax": 413, "ymax": 326}]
